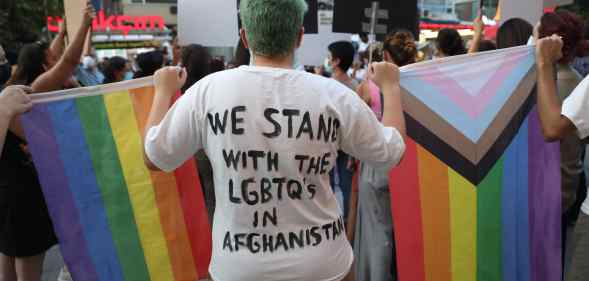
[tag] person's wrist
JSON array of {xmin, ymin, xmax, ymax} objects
[
  {"xmin": 154, "ymin": 87, "xmax": 177, "ymax": 99},
  {"xmin": 83, "ymin": 18, "xmax": 93, "ymax": 27},
  {"xmin": 537, "ymin": 58, "xmax": 554, "ymax": 69},
  {"xmin": 0, "ymin": 104, "xmax": 13, "ymax": 119},
  {"xmin": 380, "ymin": 80, "xmax": 398, "ymax": 94}
]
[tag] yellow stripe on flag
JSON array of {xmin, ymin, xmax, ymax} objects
[
  {"xmin": 449, "ymin": 169, "xmax": 477, "ymax": 281},
  {"xmin": 104, "ymin": 91, "xmax": 175, "ymax": 281}
]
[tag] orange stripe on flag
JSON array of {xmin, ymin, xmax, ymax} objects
[
  {"xmin": 417, "ymin": 146, "xmax": 452, "ymax": 281},
  {"xmin": 129, "ymin": 88, "xmax": 198, "ymax": 280}
]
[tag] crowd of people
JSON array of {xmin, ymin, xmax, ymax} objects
[{"xmin": 1, "ymin": 0, "xmax": 589, "ymax": 280}]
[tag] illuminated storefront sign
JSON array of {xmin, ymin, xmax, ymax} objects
[{"xmin": 48, "ymin": 10, "xmax": 166, "ymax": 35}]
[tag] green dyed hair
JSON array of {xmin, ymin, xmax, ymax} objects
[{"xmin": 240, "ymin": 0, "xmax": 308, "ymax": 58}]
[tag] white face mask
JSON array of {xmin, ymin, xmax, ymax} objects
[
  {"xmin": 82, "ymin": 56, "xmax": 97, "ymax": 70},
  {"xmin": 323, "ymin": 58, "xmax": 333, "ymax": 74}
]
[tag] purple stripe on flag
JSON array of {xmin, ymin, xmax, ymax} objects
[
  {"xmin": 21, "ymin": 105, "xmax": 99, "ymax": 281},
  {"xmin": 528, "ymin": 107, "xmax": 562, "ymax": 281}
]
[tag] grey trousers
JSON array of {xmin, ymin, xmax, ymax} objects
[
  {"xmin": 567, "ymin": 213, "xmax": 589, "ymax": 281},
  {"xmin": 354, "ymin": 164, "xmax": 396, "ymax": 281}
]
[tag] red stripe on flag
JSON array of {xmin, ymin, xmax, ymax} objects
[
  {"xmin": 390, "ymin": 138, "xmax": 426, "ymax": 281},
  {"xmin": 175, "ymin": 158, "xmax": 212, "ymax": 279}
]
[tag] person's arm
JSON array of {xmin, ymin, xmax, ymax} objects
[
  {"xmin": 32, "ymin": 1, "xmax": 95, "ymax": 93},
  {"xmin": 50, "ymin": 18, "xmax": 67, "ymax": 60},
  {"xmin": 143, "ymin": 66, "xmax": 192, "ymax": 171},
  {"xmin": 0, "ymin": 86, "xmax": 32, "ymax": 155},
  {"xmin": 338, "ymin": 62, "xmax": 406, "ymax": 169},
  {"xmin": 536, "ymin": 35, "xmax": 576, "ymax": 142},
  {"xmin": 468, "ymin": 12, "xmax": 484, "ymax": 54},
  {"xmin": 371, "ymin": 62, "xmax": 406, "ymax": 137},
  {"xmin": 82, "ymin": 26, "xmax": 95, "ymax": 58},
  {"xmin": 346, "ymin": 166, "xmax": 359, "ymax": 243}
]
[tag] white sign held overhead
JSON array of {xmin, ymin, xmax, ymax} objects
[
  {"xmin": 298, "ymin": 23, "xmax": 351, "ymax": 66},
  {"xmin": 178, "ymin": 1, "xmax": 350, "ymax": 66},
  {"xmin": 178, "ymin": 0, "xmax": 239, "ymax": 47}
]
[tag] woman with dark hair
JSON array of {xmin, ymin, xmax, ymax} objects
[
  {"xmin": 496, "ymin": 18, "xmax": 533, "ymax": 49},
  {"xmin": 102, "ymin": 56, "xmax": 129, "ymax": 84},
  {"xmin": 178, "ymin": 44, "xmax": 216, "ymax": 225},
  {"xmin": 435, "ymin": 28, "xmax": 466, "ymax": 58},
  {"xmin": 0, "ymin": 2, "xmax": 95, "ymax": 281},
  {"xmin": 6, "ymin": 42, "xmax": 55, "ymax": 86},
  {"xmin": 134, "ymin": 50, "xmax": 164, "ymax": 78},
  {"xmin": 383, "ymin": 30, "xmax": 417, "ymax": 66},
  {"xmin": 180, "ymin": 44, "xmax": 211, "ymax": 93},
  {"xmin": 350, "ymin": 29, "xmax": 417, "ymax": 281}
]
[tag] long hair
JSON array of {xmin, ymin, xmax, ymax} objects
[
  {"xmin": 6, "ymin": 41, "xmax": 49, "ymax": 86},
  {"xmin": 436, "ymin": 29, "xmax": 466, "ymax": 57},
  {"xmin": 181, "ymin": 44, "xmax": 211, "ymax": 93},
  {"xmin": 103, "ymin": 56, "xmax": 127, "ymax": 84},
  {"xmin": 134, "ymin": 50, "xmax": 164, "ymax": 78},
  {"xmin": 383, "ymin": 30, "xmax": 417, "ymax": 67},
  {"xmin": 496, "ymin": 18, "xmax": 533, "ymax": 49}
]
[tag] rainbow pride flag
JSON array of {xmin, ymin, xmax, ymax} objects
[
  {"xmin": 391, "ymin": 46, "xmax": 561, "ymax": 281},
  {"xmin": 21, "ymin": 79, "xmax": 212, "ymax": 281}
]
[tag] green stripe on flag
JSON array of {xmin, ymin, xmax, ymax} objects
[
  {"xmin": 477, "ymin": 159, "xmax": 504, "ymax": 281},
  {"xmin": 76, "ymin": 96, "xmax": 151, "ymax": 281}
]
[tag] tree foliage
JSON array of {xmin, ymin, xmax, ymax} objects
[{"xmin": 0, "ymin": 0, "xmax": 64, "ymax": 51}]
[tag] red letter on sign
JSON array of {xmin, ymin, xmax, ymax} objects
[
  {"xmin": 148, "ymin": 15, "xmax": 165, "ymax": 30},
  {"xmin": 117, "ymin": 15, "xmax": 132, "ymax": 35}
]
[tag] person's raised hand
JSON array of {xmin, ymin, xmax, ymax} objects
[
  {"xmin": 82, "ymin": 1, "xmax": 96, "ymax": 26},
  {"xmin": 369, "ymin": 62, "xmax": 400, "ymax": 91},
  {"xmin": 536, "ymin": 34, "xmax": 563, "ymax": 66},
  {"xmin": 59, "ymin": 17, "xmax": 68, "ymax": 35},
  {"xmin": 473, "ymin": 10, "xmax": 484, "ymax": 37},
  {"xmin": 154, "ymin": 66, "xmax": 187, "ymax": 98},
  {"xmin": 0, "ymin": 86, "xmax": 33, "ymax": 118}
]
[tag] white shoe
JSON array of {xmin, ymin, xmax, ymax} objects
[{"xmin": 57, "ymin": 266, "xmax": 72, "ymax": 281}]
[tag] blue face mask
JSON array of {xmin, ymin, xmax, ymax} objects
[{"xmin": 124, "ymin": 71, "xmax": 134, "ymax": 80}]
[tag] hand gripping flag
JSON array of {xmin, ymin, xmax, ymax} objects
[
  {"xmin": 391, "ymin": 46, "xmax": 561, "ymax": 281},
  {"xmin": 21, "ymin": 78, "xmax": 212, "ymax": 281}
]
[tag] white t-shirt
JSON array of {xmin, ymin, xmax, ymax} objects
[
  {"xmin": 562, "ymin": 75, "xmax": 589, "ymax": 215},
  {"xmin": 145, "ymin": 66, "xmax": 405, "ymax": 281}
]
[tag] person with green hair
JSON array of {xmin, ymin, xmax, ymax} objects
[{"xmin": 143, "ymin": 0, "xmax": 406, "ymax": 280}]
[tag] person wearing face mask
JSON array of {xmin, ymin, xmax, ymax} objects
[
  {"xmin": 74, "ymin": 33, "xmax": 104, "ymax": 86},
  {"xmin": 325, "ymin": 40, "xmax": 360, "ymax": 223},
  {"xmin": 75, "ymin": 55, "xmax": 104, "ymax": 86},
  {"xmin": 326, "ymin": 41, "xmax": 359, "ymax": 90}
]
